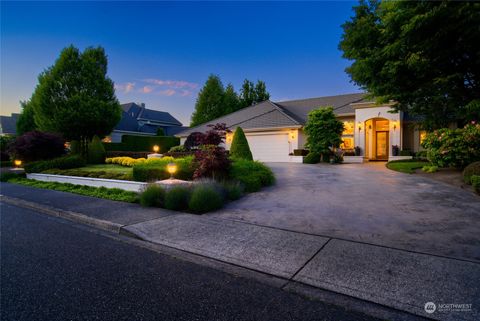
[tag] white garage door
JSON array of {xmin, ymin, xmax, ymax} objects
[{"xmin": 246, "ymin": 133, "xmax": 290, "ymax": 162}]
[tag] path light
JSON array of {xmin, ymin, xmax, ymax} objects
[
  {"xmin": 153, "ymin": 145, "xmax": 160, "ymax": 153},
  {"xmin": 14, "ymin": 159, "xmax": 22, "ymax": 168},
  {"xmin": 167, "ymin": 162, "xmax": 177, "ymax": 179}
]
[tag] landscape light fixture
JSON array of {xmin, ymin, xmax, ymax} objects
[
  {"xmin": 167, "ymin": 162, "xmax": 177, "ymax": 179},
  {"xmin": 153, "ymin": 145, "xmax": 160, "ymax": 153},
  {"xmin": 14, "ymin": 159, "xmax": 22, "ymax": 168}
]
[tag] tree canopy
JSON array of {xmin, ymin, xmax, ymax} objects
[
  {"xmin": 191, "ymin": 76, "xmax": 270, "ymax": 126},
  {"xmin": 16, "ymin": 100, "xmax": 37, "ymax": 135},
  {"xmin": 304, "ymin": 107, "xmax": 344, "ymax": 155},
  {"xmin": 339, "ymin": 0, "xmax": 480, "ymax": 129},
  {"xmin": 32, "ymin": 45, "xmax": 121, "ymax": 148}
]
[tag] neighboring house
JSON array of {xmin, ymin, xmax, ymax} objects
[
  {"xmin": 109, "ymin": 103, "xmax": 187, "ymax": 142},
  {"xmin": 176, "ymin": 93, "xmax": 425, "ymax": 162},
  {"xmin": 0, "ymin": 113, "xmax": 19, "ymax": 136}
]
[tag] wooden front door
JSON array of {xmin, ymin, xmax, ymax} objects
[{"xmin": 376, "ymin": 131, "xmax": 389, "ymax": 160}]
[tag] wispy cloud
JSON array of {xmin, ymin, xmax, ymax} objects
[
  {"xmin": 141, "ymin": 86, "xmax": 153, "ymax": 94},
  {"xmin": 143, "ymin": 78, "xmax": 198, "ymax": 89},
  {"xmin": 114, "ymin": 82, "xmax": 135, "ymax": 94},
  {"xmin": 158, "ymin": 89, "xmax": 176, "ymax": 96}
]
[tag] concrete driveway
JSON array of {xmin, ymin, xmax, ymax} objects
[{"xmin": 211, "ymin": 162, "xmax": 480, "ymax": 262}]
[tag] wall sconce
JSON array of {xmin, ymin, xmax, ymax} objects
[
  {"xmin": 392, "ymin": 121, "xmax": 397, "ymax": 131},
  {"xmin": 290, "ymin": 130, "xmax": 296, "ymax": 140},
  {"xmin": 358, "ymin": 122, "xmax": 362, "ymax": 132},
  {"xmin": 368, "ymin": 125, "xmax": 372, "ymax": 130}
]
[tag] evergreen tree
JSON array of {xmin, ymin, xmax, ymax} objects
[
  {"xmin": 229, "ymin": 127, "xmax": 253, "ymax": 160},
  {"xmin": 254, "ymin": 80, "xmax": 270, "ymax": 102},
  {"xmin": 239, "ymin": 79, "xmax": 256, "ymax": 108},
  {"xmin": 87, "ymin": 135, "xmax": 106, "ymax": 164},
  {"xmin": 223, "ymin": 83, "xmax": 240, "ymax": 113},
  {"xmin": 191, "ymin": 75, "xmax": 225, "ymax": 126}
]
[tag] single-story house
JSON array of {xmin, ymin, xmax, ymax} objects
[
  {"xmin": 108, "ymin": 102, "xmax": 187, "ymax": 142},
  {"xmin": 176, "ymin": 93, "xmax": 426, "ymax": 162},
  {"xmin": 0, "ymin": 113, "xmax": 19, "ymax": 136}
]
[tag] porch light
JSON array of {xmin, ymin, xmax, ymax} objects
[
  {"xmin": 167, "ymin": 162, "xmax": 177, "ymax": 179},
  {"xmin": 392, "ymin": 121, "xmax": 398, "ymax": 131},
  {"xmin": 14, "ymin": 159, "xmax": 22, "ymax": 167},
  {"xmin": 290, "ymin": 130, "xmax": 296, "ymax": 140},
  {"xmin": 358, "ymin": 122, "xmax": 362, "ymax": 132},
  {"xmin": 153, "ymin": 145, "xmax": 160, "ymax": 153}
]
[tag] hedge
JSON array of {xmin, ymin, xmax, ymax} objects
[
  {"xmin": 463, "ymin": 161, "xmax": 480, "ymax": 184},
  {"xmin": 132, "ymin": 156, "xmax": 194, "ymax": 182},
  {"xmin": 229, "ymin": 159, "xmax": 275, "ymax": 192},
  {"xmin": 103, "ymin": 135, "xmax": 180, "ymax": 152},
  {"xmin": 24, "ymin": 155, "xmax": 86, "ymax": 173}
]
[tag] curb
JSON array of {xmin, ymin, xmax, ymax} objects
[{"xmin": 0, "ymin": 195, "xmax": 123, "ymax": 233}]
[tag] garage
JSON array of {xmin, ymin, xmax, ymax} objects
[{"xmin": 245, "ymin": 132, "xmax": 291, "ymax": 162}]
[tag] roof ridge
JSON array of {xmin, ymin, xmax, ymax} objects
[
  {"xmin": 228, "ymin": 108, "xmax": 280, "ymax": 128},
  {"xmin": 265, "ymin": 101, "xmax": 302, "ymax": 125},
  {"xmin": 332, "ymin": 96, "xmax": 367, "ymax": 112},
  {"xmin": 276, "ymin": 92, "xmax": 365, "ymax": 104}
]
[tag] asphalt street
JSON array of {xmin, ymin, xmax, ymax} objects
[{"xmin": 0, "ymin": 202, "xmax": 379, "ymax": 321}]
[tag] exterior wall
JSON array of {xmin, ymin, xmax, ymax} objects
[
  {"xmin": 297, "ymin": 129, "xmax": 307, "ymax": 150},
  {"xmin": 354, "ymin": 106, "xmax": 402, "ymax": 159}
]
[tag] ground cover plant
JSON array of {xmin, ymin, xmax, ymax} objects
[
  {"xmin": 4, "ymin": 177, "xmax": 138, "ymax": 202},
  {"xmin": 386, "ymin": 160, "xmax": 430, "ymax": 174}
]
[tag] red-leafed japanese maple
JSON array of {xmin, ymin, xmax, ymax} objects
[
  {"xmin": 192, "ymin": 123, "xmax": 231, "ymax": 179},
  {"xmin": 8, "ymin": 131, "xmax": 66, "ymax": 162}
]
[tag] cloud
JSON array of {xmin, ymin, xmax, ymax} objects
[
  {"xmin": 158, "ymin": 89, "xmax": 176, "ymax": 96},
  {"xmin": 115, "ymin": 82, "xmax": 135, "ymax": 93},
  {"xmin": 143, "ymin": 78, "xmax": 198, "ymax": 89},
  {"xmin": 141, "ymin": 86, "xmax": 153, "ymax": 94}
]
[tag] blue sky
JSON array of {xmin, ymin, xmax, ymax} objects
[{"xmin": 1, "ymin": 1, "xmax": 361, "ymax": 125}]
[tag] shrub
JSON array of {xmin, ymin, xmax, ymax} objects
[
  {"xmin": 103, "ymin": 135, "xmax": 179, "ymax": 152},
  {"xmin": 132, "ymin": 156, "xmax": 194, "ymax": 182},
  {"xmin": 193, "ymin": 145, "xmax": 230, "ymax": 180},
  {"xmin": 230, "ymin": 159, "xmax": 275, "ymax": 192},
  {"xmin": 471, "ymin": 175, "xmax": 480, "ymax": 194},
  {"xmin": 188, "ymin": 184, "xmax": 224, "ymax": 214},
  {"xmin": 106, "ymin": 157, "xmax": 146, "ymax": 167},
  {"xmin": 400, "ymin": 149, "xmax": 412, "ymax": 156},
  {"xmin": 0, "ymin": 171, "xmax": 26, "ymax": 182},
  {"xmin": 415, "ymin": 150, "xmax": 428, "ymax": 160},
  {"xmin": 69, "ymin": 140, "xmax": 81, "ymax": 155},
  {"xmin": 164, "ymin": 186, "xmax": 191, "ymax": 211},
  {"xmin": 304, "ymin": 107, "xmax": 343, "ymax": 155},
  {"xmin": 24, "ymin": 155, "xmax": 86, "ymax": 173},
  {"xmin": 1, "ymin": 161, "xmax": 13, "ymax": 167},
  {"xmin": 87, "ymin": 135, "xmax": 106, "ymax": 164},
  {"xmin": 304, "ymin": 152, "xmax": 321, "ymax": 164},
  {"xmin": 220, "ymin": 180, "xmax": 244, "ymax": 201},
  {"xmin": 229, "ymin": 127, "xmax": 253, "ymax": 160},
  {"xmin": 422, "ymin": 165, "xmax": 438, "ymax": 173},
  {"xmin": 140, "ymin": 184, "xmax": 165, "ymax": 207},
  {"xmin": 0, "ymin": 136, "xmax": 15, "ymax": 161},
  {"xmin": 41, "ymin": 168, "xmax": 132, "ymax": 181},
  {"xmin": 106, "ymin": 151, "xmax": 150, "ymax": 159},
  {"xmin": 7, "ymin": 131, "xmax": 65, "ymax": 162},
  {"xmin": 184, "ymin": 132, "xmax": 204, "ymax": 150},
  {"xmin": 156, "ymin": 127, "xmax": 165, "ymax": 136},
  {"xmin": 422, "ymin": 123, "xmax": 480, "ymax": 168},
  {"xmin": 169, "ymin": 145, "xmax": 188, "ymax": 153},
  {"xmin": 463, "ymin": 161, "xmax": 480, "ymax": 184}
]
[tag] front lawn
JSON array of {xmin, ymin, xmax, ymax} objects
[{"xmin": 386, "ymin": 160, "xmax": 429, "ymax": 174}]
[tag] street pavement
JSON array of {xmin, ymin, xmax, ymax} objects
[
  {"xmin": 2, "ymin": 182, "xmax": 479, "ymax": 320},
  {"xmin": 1, "ymin": 202, "xmax": 379, "ymax": 321}
]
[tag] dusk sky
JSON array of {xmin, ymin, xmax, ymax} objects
[{"xmin": 1, "ymin": 1, "xmax": 361, "ymax": 125}]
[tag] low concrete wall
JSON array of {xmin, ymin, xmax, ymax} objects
[
  {"xmin": 27, "ymin": 173, "xmax": 147, "ymax": 192},
  {"xmin": 288, "ymin": 156, "xmax": 304, "ymax": 163},
  {"xmin": 388, "ymin": 156, "xmax": 413, "ymax": 161},
  {"xmin": 343, "ymin": 156, "xmax": 365, "ymax": 163}
]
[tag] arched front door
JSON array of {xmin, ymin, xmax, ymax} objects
[{"xmin": 365, "ymin": 118, "xmax": 390, "ymax": 160}]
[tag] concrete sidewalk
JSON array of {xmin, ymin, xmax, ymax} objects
[{"xmin": 1, "ymin": 182, "xmax": 479, "ymax": 321}]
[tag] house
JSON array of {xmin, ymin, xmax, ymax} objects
[
  {"xmin": 108, "ymin": 103, "xmax": 187, "ymax": 142},
  {"xmin": 176, "ymin": 93, "xmax": 424, "ymax": 162},
  {"xmin": 0, "ymin": 113, "xmax": 19, "ymax": 136}
]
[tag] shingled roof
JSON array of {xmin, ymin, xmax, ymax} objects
[
  {"xmin": 0, "ymin": 113, "xmax": 19, "ymax": 135},
  {"xmin": 115, "ymin": 103, "xmax": 183, "ymax": 132},
  {"xmin": 176, "ymin": 93, "xmax": 369, "ymax": 137}
]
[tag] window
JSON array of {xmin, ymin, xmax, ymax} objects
[
  {"xmin": 341, "ymin": 121, "xmax": 354, "ymax": 149},
  {"xmin": 419, "ymin": 130, "xmax": 427, "ymax": 144}
]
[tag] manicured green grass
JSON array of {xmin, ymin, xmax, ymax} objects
[
  {"xmin": 77, "ymin": 164, "xmax": 132, "ymax": 174},
  {"xmin": 386, "ymin": 160, "xmax": 430, "ymax": 174},
  {"xmin": 7, "ymin": 177, "xmax": 138, "ymax": 203}
]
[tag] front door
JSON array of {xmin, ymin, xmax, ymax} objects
[{"xmin": 376, "ymin": 131, "xmax": 388, "ymax": 160}]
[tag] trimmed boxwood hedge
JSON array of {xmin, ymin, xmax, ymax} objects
[
  {"xmin": 24, "ymin": 155, "xmax": 86, "ymax": 173},
  {"xmin": 463, "ymin": 161, "xmax": 480, "ymax": 184},
  {"xmin": 103, "ymin": 135, "xmax": 180, "ymax": 152},
  {"xmin": 229, "ymin": 159, "xmax": 275, "ymax": 192}
]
